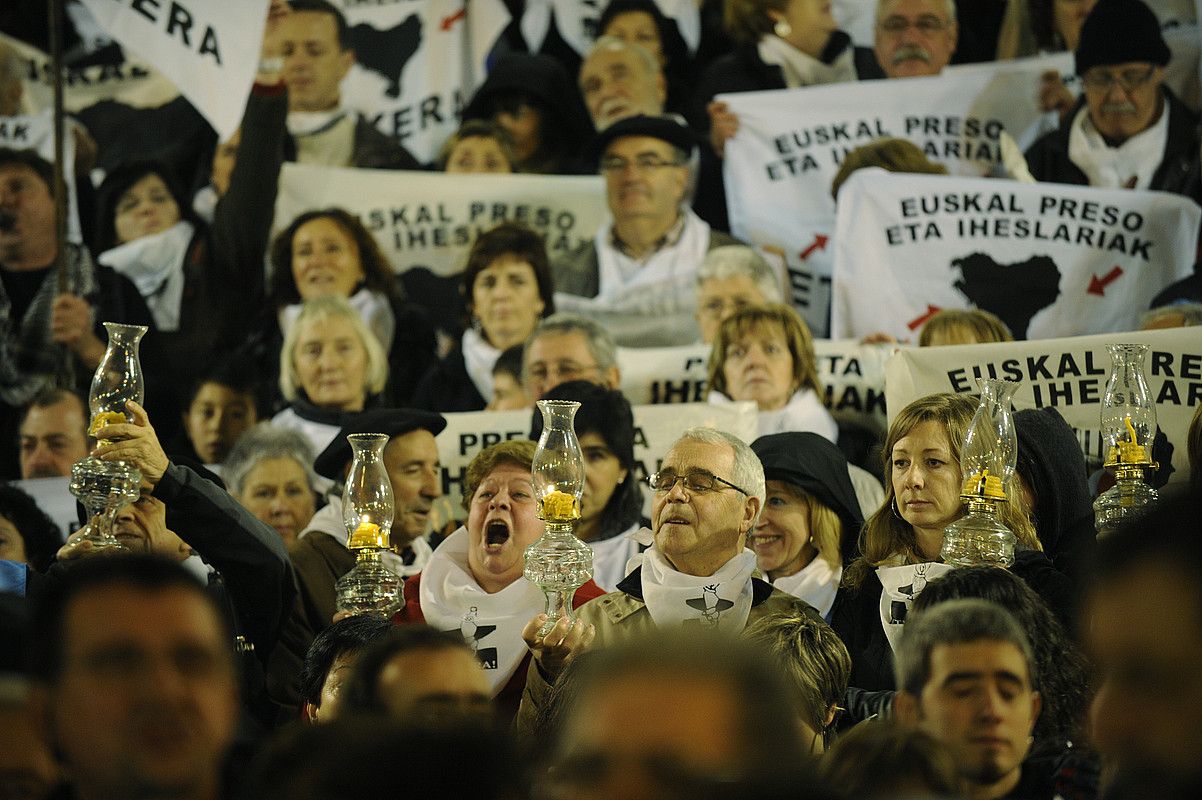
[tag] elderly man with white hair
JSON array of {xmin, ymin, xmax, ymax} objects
[
  {"xmin": 579, "ymin": 36, "xmax": 667, "ymax": 131},
  {"xmin": 516, "ymin": 427, "xmax": 822, "ymax": 730}
]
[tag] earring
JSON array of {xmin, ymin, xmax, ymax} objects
[
  {"xmin": 774, "ymin": 19, "xmax": 792, "ymax": 38},
  {"xmin": 891, "ymin": 499, "xmax": 905, "ymax": 521}
]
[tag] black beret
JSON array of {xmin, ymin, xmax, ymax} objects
[
  {"xmin": 314, "ymin": 408, "xmax": 446, "ymax": 480},
  {"xmin": 584, "ymin": 114, "xmax": 698, "ymax": 167}
]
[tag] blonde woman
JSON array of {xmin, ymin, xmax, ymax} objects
[
  {"xmin": 273, "ymin": 295, "xmax": 388, "ymax": 458},
  {"xmin": 749, "ymin": 432, "xmax": 864, "ymax": 618},
  {"xmin": 830, "ymin": 393, "xmax": 1069, "ymax": 691}
]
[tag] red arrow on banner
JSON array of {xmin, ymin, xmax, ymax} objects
[
  {"xmin": 440, "ymin": 8, "xmax": 467, "ymax": 31},
  {"xmin": 798, "ymin": 234, "xmax": 829, "ymax": 261},
  {"xmin": 906, "ymin": 304, "xmax": 942, "ymax": 331},
  {"xmin": 1087, "ymin": 265, "xmax": 1123, "ymax": 296}
]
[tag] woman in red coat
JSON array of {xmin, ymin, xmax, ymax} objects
[{"xmin": 395, "ymin": 439, "xmax": 603, "ymax": 719}]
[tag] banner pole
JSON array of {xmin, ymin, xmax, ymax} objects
[{"xmin": 49, "ymin": 0, "xmax": 68, "ymax": 294}]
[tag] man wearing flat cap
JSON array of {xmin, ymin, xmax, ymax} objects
[
  {"xmin": 552, "ymin": 115, "xmax": 740, "ymax": 347},
  {"xmin": 1024, "ymin": 0, "xmax": 1199, "ymax": 191},
  {"xmin": 266, "ymin": 408, "xmax": 445, "ymax": 711}
]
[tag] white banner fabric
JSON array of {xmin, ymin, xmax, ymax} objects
[
  {"xmin": 274, "ymin": 163, "xmax": 606, "ymax": 276},
  {"xmin": 436, "ymin": 401, "xmax": 758, "ymax": 513},
  {"xmin": 1, "ymin": 32, "xmax": 181, "ymax": 117},
  {"xmin": 78, "ymin": 0, "xmax": 268, "ymax": 140},
  {"xmin": 831, "ymin": 170, "xmax": 1200, "ymax": 341},
  {"xmin": 884, "ymin": 327, "xmax": 1202, "ymax": 481},
  {"xmin": 720, "ymin": 54, "xmax": 1070, "ymax": 335},
  {"xmin": 616, "ymin": 340, "xmax": 891, "ymax": 433},
  {"xmin": 519, "ymin": 0, "xmax": 700, "ymax": 55},
  {"xmin": 337, "ymin": 0, "xmax": 510, "ymax": 164},
  {"xmin": 0, "ymin": 112, "xmax": 81, "ymax": 242}
]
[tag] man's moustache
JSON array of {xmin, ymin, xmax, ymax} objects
[
  {"xmin": 892, "ymin": 44, "xmax": 932, "ymax": 65},
  {"xmin": 1101, "ymin": 102, "xmax": 1139, "ymax": 114}
]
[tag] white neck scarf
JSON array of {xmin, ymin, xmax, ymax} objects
[
  {"xmin": 710, "ymin": 388, "xmax": 839, "ymax": 442},
  {"xmin": 419, "ymin": 527, "xmax": 545, "ymax": 695},
  {"xmin": 306, "ymin": 494, "xmax": 432, "ymax": 577},
  {"xmin": 98, "ymin": 221, "xmax": 194, "ymax": 332},
  {"xmin": 640, "ymin": 547, "xmax": 756, "ymax": 632},
  {"xmin": 287, "ymin": 107, "xmax": 348, "ymax": 137},
  {"xmin": 1067, "ymin": 100, "xmax": 1170, "ymax": 190},
  {"xmin": 278, "ymin": 287, "xmax": 395, "ymax": 351},
  {"xmin": 757, "ymin": 34, "xmax": 858, "ymax": 89},
  {"xmin": 876, "ymin": 561, "xmax": 953, "ymax": 653},
  {"xmin": 772, "ymin": 557, "xmax": 842, "ymax": 619},
  {"xmin": 553, "ymin": 208, "xmax": 709, "ymax": 347},
  {"xmin": 460, "ymin": 327, "xmax": 500, "ymax": 402}
]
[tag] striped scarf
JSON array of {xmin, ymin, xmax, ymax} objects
[{"xmin": 0, "ymin": 244, "xmax": 97, "ymax": 406}]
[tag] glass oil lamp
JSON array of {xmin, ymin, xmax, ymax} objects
[
  {"xmin": 335, "ymin": 433, "xmax": 403, "ymax": 616},
  {"xmin": 524, "ymin": 400, "xmax": 594, "ymax": 636},
  {"xmin": 67, "ymin": 322, "xmax": 147, "ymax": 550},
  {"xmin": 941, "ymin": 378, "xmax": 1021, "ymax": 568},
  {"xmin": 1094, "ymin": 344, "xmax": 1158, "ymax": 537}
]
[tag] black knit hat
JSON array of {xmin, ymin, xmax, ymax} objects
[
  {"xmin": 314, "ymin": 408, "xmax": 446, "ymax": 480},
  {"xmin": 1075, "ymin": 0, "xmax": 1170, "ymax": 76}
]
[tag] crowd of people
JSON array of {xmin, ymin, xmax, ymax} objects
[{"xmin": 2, "ymin": 0, "xmax": 1202, "ymax": 798}]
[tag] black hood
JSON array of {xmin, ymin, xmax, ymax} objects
[{"xmin": 1014, "ymin": 407, "xmax": 1096, "ymax": 583}]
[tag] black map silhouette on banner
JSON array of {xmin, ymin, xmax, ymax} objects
[
  {"xmin": 350, "ymin": 15, "xmax": 422, "ymax": 98},
  {"xmin": 951, "ymin": 252, "xmax": 1062, "ymax": 339}
]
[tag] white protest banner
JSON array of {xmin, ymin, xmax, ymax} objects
[
  {"xmin": 275, "ymin": 163, "xmax": 605, "ymax": 276},
  {"xmin": 337, "ymin": 0, "xmax": 509, "ymax": 164},
  {"xmin": 615, "ymin": 340, "xmax": 891, "ymax": 432},
  {"xmin": 831, "ymin": 170, "xmax": 1200, "ymax": 341},
  {"xmin": 0, "ymin": 112, "xmax": 80, "ymax": 242},
  {"xmin": 436, "ymin": 401, "xmax": 758, "ymax": 514},
  {"xmin": 14, "ymin": 477, "xmax": 74, "ymax": 541},
  {"xmin": 1150, "ymin": 0, "xmax": 1197, "ymax": 24},
  {"xmin": 2, "ymin": 31, "xmax": 180, "ymax": 117},
  {"xmin": 721, "ymin": 54, "xmax": 1068, "ymax": 335},
  {"xmin": 519, "ymin": 0, "xmax": 700, "ymax": 55},
  {"xmin": 78, "ymin": 0, "xmax": 269, "ymax": 140},
  {"xmin": 884, "ymin": 327, "xmax": 1202, "ymax": 481}
]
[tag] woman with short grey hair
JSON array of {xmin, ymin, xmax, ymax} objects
[{"xmin": 224, "ymin": 423, "xmax": 320, "ymax": 546}]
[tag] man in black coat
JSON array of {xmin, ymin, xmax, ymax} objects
[{"xmin": 1023, "ymin": 0, "xmax": 1198, "ymax": 193}]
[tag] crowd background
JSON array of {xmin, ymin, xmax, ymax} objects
[{"xmin": 1, "ymin": 0, "xmax": 1202, "ymax": 799}]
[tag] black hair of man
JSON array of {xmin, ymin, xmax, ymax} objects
[
  {"xmin": 912, "ymin": 565, "xmax": 1090, "ymax": 756},
  {"xmin": 339, "ymin": 625, "xmax": 476, "ymax": 715},
  {"xmin": 0, "ymin": 147, "xmax": 53, "ymax": 191},
  {"xmin": 29, "ymin": 554, "xmax": 233, "ymax": 683},
  {"xmin": 288, "ymin": 0, "xmax": 352, "ymax": 51},
  {"xmin": 297, "ymin": 614, "xmax": 394, "ymax": 711},
  {"xmin": 1094, "ymin": 487, "xmax": 1201, "ymax": 599},
  {"xmin": 246, "ymin": 716, "xmax": 524, "ymax": 800},
  {"xmin": 19, "ymin": 386, "xmax": 87, "ymax": 430}
]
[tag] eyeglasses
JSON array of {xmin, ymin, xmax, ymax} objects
[
  {"xmin": 525, "ymin": 361, "xmax": 600, "ymax": 384},
  {"xmin": 599, "ymin": 154, "xmax": 685, "ymax": 174},
  {"xmin": 878, "ymin": 16, "xmax": 948, "ymax": 35},
  {"xmin": 1081, "ymin": 64, "xmax": 1158, "ymax": 92},
  {"xmin": 648, "ymin": 469, "xmax": 749, "ymax": 496},
  {"xmin": 698, "ymin": 297, "xmax": 757, "ymax": 319}
]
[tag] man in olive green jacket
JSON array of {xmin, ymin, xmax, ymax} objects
[{"xmin": 517, "ymin": 426, "xmax": 822, "ymax": 732}]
